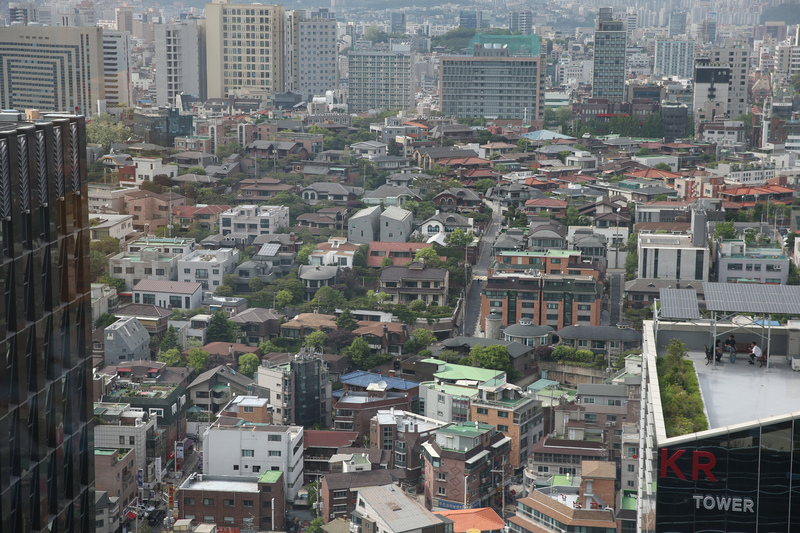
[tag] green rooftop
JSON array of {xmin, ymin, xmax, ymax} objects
[
  {"xmin": 421, "ymin": 358, "xmax": 504, "ymax": 383},
  {"xmin": 258, "ymin": 471, "xmax": 283, "ymax": 484},
  {"xmin": 467, "ymin": 33, "xmax": 540, "ymax": 57},
  {"xmin": 438, "ymin": 422, "xmax": 496, "ymax": 438},
  {"xmin": 95, "ymin": 448, "xmax": 118, "ymax": 456},
  {"xmin": 421, "ymin": 381, "xmax": 480, "ymax": 399},
  {"xmin": 621, "ymin": 491, "xmax": 637, "ymax": 511}
]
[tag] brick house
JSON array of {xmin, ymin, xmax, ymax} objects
[{"xmin": 124, "ymin": 190, "xmax": 186, "ymax": 231}]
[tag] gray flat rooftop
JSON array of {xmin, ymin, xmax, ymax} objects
[{"xmin": 687, "ymin": 350, "xmax": 800, "ymax": 429}]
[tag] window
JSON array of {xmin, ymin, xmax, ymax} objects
[
  {"xmin": 243, "ymin": 406, "xmax": 254, "ymax": 413},
  {"xmin": 476, "ymin": 407, "xmax": 488, "ymax": 415},
  {"xmin": 585, "ymin": 414, "xmax": 597, "ymax": 424},
  {"xmin": 269, "ymin": 451, "xmax": 281, "ymax": 457},
  {"xmin": 582, "ymin": 397, "xmax": 595, "ymax": 404},
  {"xmin": 203, "ymin": 498, "xmax": 215, "ymax": 506},
  {"xmin": 333, "ymin": 490, "xmax": 347, "ymax": 499},
  {"xmin": 242, "ymin": 450, "xmax": 255, "ymax": 457},
  {"xmin": 268, "ymin": 435, "xmax": 281, "ymax": 442},
  {"xmin": 252, "ymin": 466, "xmax": 260, "ymax": 473},
  {"xmin": 224, "ymin": 517, "xmax": 235, "ymax": 524},
  {"xmin": 607, "ymin": 414, "xmax": 617, "ymax": 423},
  {"xmin": 119, "ymin": 436, "xmax": 125, "ymax": 445},
  {"xmin": 497, "ymin": 424, "xmax": 509, "ymax": 432},
  {"xmin": 437, "ymin": 487, "xmax": 446, "ymax": 496},
  {"xmin": 607, "ymin": 399, "xmax": 622, "ymax": 406},
  {"xmin": 243, "ymin": 500, "xmax": 254, "ymax": 508},
  {"xmin": 627, "ymin": 464, "xmax": 635, "ymax": 472},
  {"xmin": 129, "ymin": 436, "xmax": 135, "ymax": 445},
  {"xmin": 437, "ymin": 472, "xmax": 446, "ymax": 481},
  {"xmin": 185, "ymin": 498, "xmax": 195, "ymax": 505},
  {"xmin": 224, "ymin": 499, "xmax": 235, "ymax": 507}
]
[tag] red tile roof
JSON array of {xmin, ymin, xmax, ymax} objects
[
  {"xmin": 366, "ymin": 242, "xmax": 432, "ymax": 267},
  {"xmin": 525, "ymin": 198, "xmax": 568, "ymax": 207},
  {"xmin": 303, "ymin": 430, "xmax": 359, "ymax": 449},
  {"xmin": 625, "ymin": 168, "xmax": 681, "ymax": 179},
  {"xmin": 434, "ymin": 508, "xmax": 505, "ymax": 533}
]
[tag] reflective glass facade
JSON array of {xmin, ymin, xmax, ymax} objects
[
  {"xmin": 0, "ymin": 116, "xmax": 94, "ymax": 532},
  {"xmin": 657, "ymin": 415, "xmax": 800, "ymax": 532}
]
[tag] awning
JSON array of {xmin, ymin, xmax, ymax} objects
[
  {"xmin": 491, "ymin": 436, "xmax": 512, "ymax": 448},
  {"xmin": 466, "ymin": 449, "xmax": 490, "ymax": 464},
  {"xmin": 118, "ymin": 368, "xmax": 132, "ymax": 373},
  {"xmin": 126, "ymin": 511, "xmax": 137, "ymax": 521}
]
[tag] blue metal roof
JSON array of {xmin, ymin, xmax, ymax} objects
[{"xmin": 339, "ymin": 370, "xmax": 419, "ymax": 391}]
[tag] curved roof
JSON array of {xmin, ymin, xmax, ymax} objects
[
  {"xmin": 504, "ymin": 323, "xmax": 553, "ymax": 338},
  {"xmin": 557, "ymin": 325, "xmax": 642, "ymax": 342},
  {"xmin": 298, "ymin": 264, "xmax": 339, "ymax": 281}
]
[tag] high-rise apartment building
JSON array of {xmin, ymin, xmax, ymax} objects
[
  {"xmin": 669, "ymin": 12, "xmax": 687, "ymax": 37},
  {"xmin": 348, "ymin": 46, "xmax": 414, "ymax": 112},
  {"xmin": 775, "ymin": 44, "xmax": 800, "ymax": 77},
  {"xmin": 708, "ymin": 41, "xmax": 749, "ymax": 120},
  {"xmin": 103, "ymin": 31, "xmax": 133, "ymax": 108},
  {"xmin": 205, "ymin": 0, "xmax": 285, "ymax": 99},
  {"xmin": 115, "ymin": 7, "xmax": 134, "ymax": 33},
  {"xmin": 285, "ymin": 11, "xmax": 338, "ymax": 101},
  {"xmin": 509, "ymin": 11, "xmax": 533, "ymax": 34},
  {"xmin": 701, "ymin": 18, "xmax": 717, "ymax": 44},
  {"xmin": 9, "ymin": 1, "xmax": 40, "ymax": 24},
  {"xmin": 0, "ymin": 114, "xmax": 94, "ymax": 531},
  {"xmin": 155, "ymin": 19, "xmax": 207, "ymax": 106},
  {"xmin": 440, "ymin": 34, "xmax": 545, "ymax": 121},
  {"xmin": 654, "ymin": 38, "xmax": 696, "ymax": 78},
  {"xmin": 592, "ymin": 10, "xmax": 627, "ymax": 102},
  {"xmin": 0, "ymin": 26, "xmax": 105, "ymax": 116}
]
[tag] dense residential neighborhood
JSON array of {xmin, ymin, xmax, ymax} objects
[{"xmin": 4, "ymin": 0, "xmax": 800, "ymax": 532}]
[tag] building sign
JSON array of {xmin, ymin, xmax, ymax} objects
[
  {"xmin": 660, "ymin": 448, "xmax": 717, "ymax": 481},
  {"xmin": 155, "ymin": 458, "xmax": 162, "ymax": 484},
  {"xmin": 218, "ymin": 528, "xmax": 240, "ymax": 533},
  {"xmin": 137, "ymin": 469, "xmax": 144, "ymax": 488},
  {"xmin": 169, "ymin": 484, "xmax": 174, "ymax": 509}
]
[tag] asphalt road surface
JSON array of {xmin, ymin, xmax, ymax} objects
[{"xmin": 463, "ymin": 213, "xmax": 502, "ymax": 336}]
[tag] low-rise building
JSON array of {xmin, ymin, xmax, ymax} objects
[
  {"xmin": 303, "ymin": 430, "xmax": 360, "ymax": 482},
  {"xmin": 433, "ymin": 188, "xmax": 483, "ymax": 214},
  {"xmin": 95, "ymin": 447, "xmax": 138, "ymax": 518},
  {"xmin": 178, "ymin": 248, "xmax": 239, "ymax": 291},
  {"xmin": 231, "ymin": 307, "xmax": 283, "ymax": 345},
  {"xmin": 90, "ymin": 214, "xmax": 136, "ymax": 240},
  {"xmin": 380, "ymin": 263, "xmax": 449, "ymax": 306},
  {"xmin": 280, "ymin": 313, "xmax": 337, "ymax": 339},
  {"xmin": 298, "ymin": 264, "xmax": 340, "ymax": 301},
  {"xmin": 334, "ymin": 384, "xmax": 413, "ymax": 440},
  {"xmin": 348, "ymin": 206, "xmax": 382, "ymax": 245},
  {"xmin": 103, "ymin": 317, "xmax": 151, "ymax": 365},
  {"xmin": 367, "ymin": 242, "xmax": 433, "ymax": 267},
  {"xmin": 637, "ymin": 232, "xmax": 709, "ymax": 281},
  {"xmin": 419, "ymin": 212, "xmax": 474, "ymax": 238},
  {"xmin": 310, "ymin": 238, "xmax": 360, "ymax": 268},
  {"xmin": 132, "ymin": 280, "xmax": 204, "ymax": 310},
  {"xmin": 421, "ymin": 422, "xmax": 511, "ymax": 511},
  {"xmin": 124, "ymin": 190, "xmax": 186, "ymax": 232},
  {"xmin": 178, "ymin": 472, "xmax": 285, "ymax": 531},
  {"xmin": 352, "ymin": 484, "xmax": 448, "ymax": 533},
  {"xmin": 380, "ymin": 207, "xmax": 414, "ymax": 242},
  {"xmin": 715, "ymin": 239, "xmax": 789, "ymax": 284},
  {"xmin": 187, "ymin": 366, "xmax": 254, "ymax": 414},
  {"xmin": 202, "ymin": 417, "xmax": 304, "ymax": 501},
  {"xmin": 522, "ymin": 438, "xmax": 609, "ymax": 488},
  {"xmin": 321, "ymin": 469, "xmax": 406, "ymax": 523},
  {"xmin": 556, "ymin": 325, "xmax": 643, "ymax": 355},
  {"xmin": 219, "ymin": 205, "xmax": 290, "ymax": 244}
]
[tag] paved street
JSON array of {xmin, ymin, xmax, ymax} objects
[
  {"xmin": 463, "ymin": 213, "xmax": 502, "ymax": 336},
  {"xmin": 609, "ymin": 270, "xmax": 623, "ymax": 326}
]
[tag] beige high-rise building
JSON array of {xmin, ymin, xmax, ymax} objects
[
  {"xmin": 205, "ymin": 0, "xmax": 285, "ymax": 99},
  {"xmin": 0, "ymin": 25, "xmax": 105, "ymax": 116},
  {"xmin": 285, "ymin": 10, "xmax": 339, "ymax": 101}
]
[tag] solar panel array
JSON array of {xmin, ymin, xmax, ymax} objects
[
  {"xmin": 257, "ymin": 243, "xmax": 281, "ymax": 257},
  {"xmin": 659, "ymin": 288, "xmax": 701, "ymax": 319},
  {"xmin": 702, "ymin": 282, "xmax": 800, "ymax": 314}
]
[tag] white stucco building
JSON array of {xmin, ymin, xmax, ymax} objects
[
  {"xmin": 219, "ymin": 205, "xmax": 290, "ymax": 244},
  {"xmin": 177, "ymin": 248, "xmax": 240, "ymax": 291}
]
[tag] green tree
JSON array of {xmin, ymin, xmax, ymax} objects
[
  {"xmin": 448, "ymin": 229, "xmax": 473, "ymax": 248},
  {"xmin": 160, "ymin": 325, "xmax": 179, "ymax": 352},
  {"xmin": 409, "ymin": 299, "xmax": 427, "ymax": 312},
  {"xmin": 91, "ymin": 236, "xmax": 121, "ymax": 255},
  {"xmin": 353, "ymin": 244, "xmax": 369, "ymax": 267},
  {"xmin": 653, "ymin": 163, "xmax": 673, "ymax": 172},
  {"xmin": 275, "ymin": 289, "xmax": 294, "ymax": 309},
  {"xmin": 304, "ymin": 331, "xmax": 328, "ymax": 351},
  {"xmin": 297, "ymin": 243, "xmax": 316, "ymax": 265},
  {"xmin": 313, "ymin": 285, "xmax": 345, "ymax": 313},
  {"xmin": 413, "ymin": 247, "xmax": 442, "ymax": 266},
  {"xmin": 249, "ymin": 277, "xmax": 265, "ymax": 293},
  {"xmin": 95, "ymin": 313, "xmax": 118, "ymax": 329},
  {"xmin": 185, "ymin": 167, "xmax": 207, "ymax": 175},
  {"xmin": 206, "ymin": 311, "xmax": 239, "ymax": 344},
  {"xmin": 90, "ymin": 250, "xmax": 107, "ymax": 281},
  {"xmin": 187, "ymin": 348, "xmax": 209, "ymax": 373},
  {"xmin": 625, "ymin": 248, "xmax": 639, "ymax": 281},
  {"xmin": 788, "ymin": 262, "xmax": 800, "ymax": 285},
  {"xmin": 713, "ymin": 221, "xmax": 737, "ymax": 240},
  {"xmin": 308, "ymin": 517, "xmax": 325, "ymax": 533},
  {"xmin": 347, "ymin": 336, "xmax": 380, "ymax": 370},
  {"xmin": 387, "ymin": 139, "xmax": 402, "ymax": 156},
  {"xmin": 160, "ymin": 348, "xmax": 183, "ymax": 367},
  {"xmin": 474, "ymin": 178, "xmax": 495, "ymax": 194},
  {"xmin": 411, "ymin": 328, "xmax": 436, "ymax": 350},
  {"xmin": 336, "ymin": 309, "xmax": 359, "ymax": 331},
  {"xmin": 87, "ymin": 113, "xmax": 132, "ymax": 150},
  {"xmin": 99, "ymin": 272, "xmax": 126, "ymax": 293},
  {"xmin": 238, "ymin": 352, "xmax": 260, "ymax": 378},
  {"xmin": 217, "ymin": 141, "xmax": 243, "ymax": 158},
  {"xmin": 469, "ymin": 344, "xmax": 512, "ymax": 372},
  {"xmin": 364, "ymin": 24, "xmax": 389, "ymax": 43},
  {"xmin": 381, "ymin": 256, "xmax": 395, "ymax": 268},
  {"xmin": 259, "ymin": 340, "xmax": 281, "ymax": 355}
]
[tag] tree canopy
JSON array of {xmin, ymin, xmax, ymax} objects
[
  {"xmin": 336, "ymin": 309, "xmax": 359, "ymax": 331},
  {"xmin": 87, "ymin": 114, "xmax": 131, "ymax": 150},
  {"xmin": 205, "ymin": 311, "xmax": 239, "ymax": 344},
  {"xmin": 160, "ymin": 325, "xmax": 179, "ymax": 352},
  {"xmin": 238, "ymin": 353, "xmax": 260, "ymax": 378}
]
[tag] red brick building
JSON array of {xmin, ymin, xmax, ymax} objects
[
  {"xmin": 124, "ymin": 190, "xmax": 186, "ymax": 231},
  {"xmin": 178, "ymin": 472, "xmax": 285, "ymax": 531}
]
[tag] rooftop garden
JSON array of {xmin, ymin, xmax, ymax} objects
[{"xmin": 657, "ymin": 339, "xmax": 707, "ymax": 438}]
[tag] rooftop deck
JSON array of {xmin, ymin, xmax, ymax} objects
[{"xmin": 688, "ymin": 350, "xmax": 800, "ymax": 429}]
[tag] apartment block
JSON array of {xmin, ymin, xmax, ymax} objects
[
  {"xmin": 205, "ymin": 1, "xmax": 286, "ymax": 98},
  {"xmin": 178, "ymin": 472, "xmax": 285, "ymax": 531},
  {"xmin": 219, "ymin": 205, "xmax": 290, "ymax": 244},
  {"xmin": 637, "ymin": 233, "xmax": 709, "ymax": 280},
  {"xmin": 202, "ymin": 419, "xmax": 304, "ymax": 500},
  {"xmin": 256, "ymin": 353, "xmax": 333, "ymax": 428},
  {"xmin": 0, "ymin": 26, "xmax": 105, "ymax": 115},
  {"xmin": 707, "ymin": 41, "xmax": 750, "ymax": 120},
  {"xmin": 716, "ymin": 239, "xmax": 789, "ymax": 284},
  {"xmin": 155, "ymin": 19, "xmax": 207, "ymax": 106},
  {"xmin": 653, "ymin": 38, "xmax": 696, "ymax": 78},
  {"xmin": 286, "ymin": 11, "xmax": 338, "ymax": 100},
  {"xmin": 421, "ymin": 423, "xmax": 511, "ymax": 510},
  {"xmin": 353, "ymin": 485, "xmax": 448, "ymax": 533},
  {"xmin": 321, "ymin": 469, "xmax": 405, "ymax": 522},
  {"xmin": 95, "ymin": 448, "xmax": 138, "ymax": 516},
  {"xmin": 369, "ymin": 410, "xmax": 448, "ymax": 488},
  {"xmin": 178, "ymin": 248, "xmax": 239, "ymax": 291},
  {"xmin": 380, "ymin": 263, "xmax": 449, "ymax": 306},
  {"xmin": 348, "ymin": 48, "xmax": 414, "ymax": 113},
  {"xmin": 103, "ymin": 31, "xmax": 134, "ymax": 108},
  {"xmin": 441, "ymin": 35, "xmax": 545, "ymax": 121},
  {"xmin": 481, "ymin": 271, "xmax": 602, "ymax": 331},
  {"xmin": 334, "ymin": 385, "xmax": 413, "ymax": 440}
]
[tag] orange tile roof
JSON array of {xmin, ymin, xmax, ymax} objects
[{"xmin": 434, "ymin": 508, "xmax": 505, "ymax": 533}]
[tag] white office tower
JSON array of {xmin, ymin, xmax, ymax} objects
[
  {"xmin": 654, "ymin": 38, "xmax": 696, "ymax": 78},
  {"xmin": 285, "ymin": 10, "xmax": 339, "ymax": 101},
  {"xmin": 103, "ymin": 31, "xmax": 133, "ymax": 108},
  {"xmin": 707, "ymin": 40, "xmax": 749, "ymax": 120},
  {"xmin": 155, "ymin": 19, "xmax": 207, "ymax": 106}
]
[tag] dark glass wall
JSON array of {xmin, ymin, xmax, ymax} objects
[
  {"xmin": 0, "ymin": 117, "xmax": 94, "ymax": 532},
  {"xmin": 657, "ymin": 417, "xmax": 800, "ymax": 533}
]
